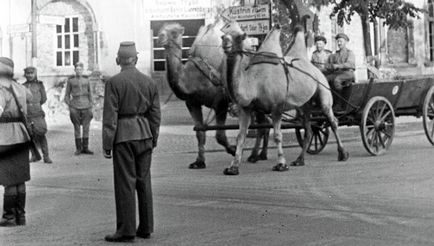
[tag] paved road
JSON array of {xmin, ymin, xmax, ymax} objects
[{"xmin": 1, "ymin": 101, "xmax": 434, "ymax": 246}]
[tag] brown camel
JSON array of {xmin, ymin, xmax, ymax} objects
[
  {"xmin": 221, "ymin": 22, "xmax": 349, "ymax": 175},
  {"xmin": 158, "ymin": 20, "xmax": 269, "ymax": 169}
]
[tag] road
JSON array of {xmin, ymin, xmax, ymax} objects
[{"xmin": 1, "ymin": 104, "xmax": 434, "ymax": 246}]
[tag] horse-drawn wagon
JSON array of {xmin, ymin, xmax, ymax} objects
[{"xmin": 294, "ymin": 76, "xmax": 434, "ymax": 156}]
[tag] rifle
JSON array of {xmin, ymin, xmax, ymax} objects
[{"xmin": 9, "ymin": 84, "xmax": 42, "ymax": 161}]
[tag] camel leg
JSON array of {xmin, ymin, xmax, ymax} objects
[
  {"xmin": 224, "ymin": 108, "xmax": 251, "ymax": 175},
  {"xmin": 257, "ymin": 113, "xmax": 269, "ymax": 161},
  {"xmin": 215, "ymin": 107, "xmax": 236, "ymax": 156},
  {"xmin": 247, "ymin": 113, "xmax": 266, "ymax": 163},
  {"xmin": 322, "ymin": 105, "xmax": 349, "ymax": 161},
  {"xmin": 186, "ymin": 101, "xmax": 207, "ymax": 169},
  {"xmin": 247, "ymin": 127, "xmax": 269, "ymax": 163},
  {"xmin": 291, "ymin": 111, "xmax": 311, "ymax": 166},
  {"xmin": 271, "ymin": 114, "xmax": 288, "ymax": 172}
]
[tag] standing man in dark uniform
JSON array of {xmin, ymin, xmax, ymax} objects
[
  {"xmin": 64, "ymin": 62, "xmax": 94, "ymax": 155},
  {"xmin": 326, "ymin": 33, "xmax": 356, "ymax": 92},
  {"xmin": 103, "ymin": 42, "xmax": 161, "ymax": 243},
  {"xmin": 23, "ymin": 67, "xmax": 52, "ymax": 164},
  {"xmin": 311, "ymin": 35, "xmax": 332, "ymax": 74}
]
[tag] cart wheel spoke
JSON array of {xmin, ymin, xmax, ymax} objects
[{"xmin": 379, "ymin": 110, "xmax": 392, "ymax": 122}]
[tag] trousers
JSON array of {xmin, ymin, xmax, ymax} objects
[
  {"xmin": 326, "ymin": 70, "xmax": 355, "ymax": 91},
  {"xmin": 69, "ymin": 107, "xmax": 93, "ymax": 138},
  {"xmin": 113, "ymin": 139, "xmax": 154, "ymax": 236}
]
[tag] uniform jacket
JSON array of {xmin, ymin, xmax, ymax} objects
[
  {"xmin": 102, "ymin": 65, "xmax": 161, "ymax": 150},
  {"xmin": 23, "ymin": 79, "xmax": 47, "ymax": 118},
  {"xmin": 328, "ymin": 47, "xmax": 356, "ymax": 71},
  {"xmin": 311, "ymin": 49, "xmax": 332, "ymax": 72},
  {"xmin": 64, "ymin": 75, "xmax": 93, "ymax": 109},
  {"xmin": 0, "ymin": 78, "xmax": 31, "ymax": 145}
]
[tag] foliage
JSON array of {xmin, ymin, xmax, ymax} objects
[{"xmin": 310, "ymin": 0, "xmax": 425, "ymax": 29}]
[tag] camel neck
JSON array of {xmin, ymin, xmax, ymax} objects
[{"xmin": 164, "ymin": 44, "xmax": 188, "ymax": 100}]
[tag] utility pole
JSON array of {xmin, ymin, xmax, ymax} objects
[{"xmin": 31, "ymin": 0, "xmax": 37, "ymax": 66}]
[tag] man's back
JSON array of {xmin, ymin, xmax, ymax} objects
[{"xmin": 103, "ymin": 65, "xmax": 161, "ymax": 150}]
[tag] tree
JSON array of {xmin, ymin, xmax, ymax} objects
[{"xmin": 310, "ymin": 0, "xmax": 424, "ymax": 70}]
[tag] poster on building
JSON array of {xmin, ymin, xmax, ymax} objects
[{"xmin": 144, "ymin": 0, "xmax": 214, "ymax": 20}]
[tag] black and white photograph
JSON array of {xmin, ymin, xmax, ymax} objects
[{"xmin": 1, "ymin": 0, "xmax": 434, "ymax": 245}]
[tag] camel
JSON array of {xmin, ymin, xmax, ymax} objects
[
  {"xmin": 221, "ymin": 21, "xmax": 349, "ymax": 175},
  {"xmin": 158, "ymin": 19, "xmax": 270, "ymax": 169}
]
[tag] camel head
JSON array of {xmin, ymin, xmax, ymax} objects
[
  {"xmin": 221, "ymin": 21, "xmax": 249, "ymax": 54},
  {"xmin": 158, "ymin": 23, "xmax": 184, "ymax": 48}
]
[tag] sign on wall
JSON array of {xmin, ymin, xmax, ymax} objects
[{"xmin": 222, "ymin": 4, "xmax": 270, "ymax": 35}]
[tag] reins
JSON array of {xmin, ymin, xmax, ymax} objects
[{"xmin": 227, "ymin": 48, "xmax": 360, "ymax": 112}]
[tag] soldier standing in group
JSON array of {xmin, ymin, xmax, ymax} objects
[
  {"xmin": 103, "ymin": 42, "xmax": 161, "ymax": 242},
  {"xmin": 23, "ymin": 67, "xmax": 52, "ymax": 164},
  {"xmin": 64, "ymin": 62, "xmax": 94, "ymax": 155},
  {"xmin": 0, "ymin": 57, "xmax": 32, "ymax": 226},
  {"xmin": 311, "ymin": 35, "xmax": 332, "ymax": 74}
]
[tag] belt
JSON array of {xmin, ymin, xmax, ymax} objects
[
  {"xmin": 118, "ymin": 112, "xmax": 148, "ymax": 119},
  {"xmin": 0, "ymin": 117, "xmax": 22, "ymax": 123}
]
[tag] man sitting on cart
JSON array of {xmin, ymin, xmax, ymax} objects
[
  {"xmin": 311, "ymin": 35, "xmax": 332, "ymax": 75},
  {"xmin": 326, "ymin": 33, "xmax": 356, "ymax": 92}
]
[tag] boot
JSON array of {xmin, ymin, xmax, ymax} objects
[
  {"xmin": 74, "ymin": 138, "xmax": 82, "ymax": 155},
  {"xmin": 15, "ymin": 193, "xmax": 26, "ymax": 226},
  {"xmin": 81, "ymin": 138, "xmax": 94, "ymax": 155},
  {"xmin": 0, "ymin": 195, "xmax": 17, "ymax": 227},
  {"xmin": 40, "ymin": 136, "xmax": 52, "ymax": 163}
]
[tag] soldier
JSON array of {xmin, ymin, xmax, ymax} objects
[
  {"xmin": 64, "ymin": 62, "xmax": 94, "ymax": 155},
  {"xmin": 311, "ymin": 35, "xmax": 332, "ymax": 74},
  {"xmin": 0, "ymin": 57, "xmax": 32, "ymax": 226},
  {"xmin": 23, "ymin": 67, "xmax": 52, "ymax": 164},
  {"xmin": 103, "ymin": 42, "xmax": 161, "ymax": 242},
  {"xmin": 326, "ymin": 33, "xmax": 356, "ymax": 92}
]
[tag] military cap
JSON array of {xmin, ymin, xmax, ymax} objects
[
  {"xmin": 0, "ymin": 57, "xmax": 14, "ymax": 76},
  {"xmin": 314, "ymin": 35, "xmax": 327, "ymax": 44},
  {"xmin": 117, "ymin": 41, "xmax": 138, "ymax": 58},
  {"xmin": 335, "ymin": 33, "xmax": 349, "ymax": 41},
  {"xmin": 24, "ymin": 66, "xmax": 37, "ymax": 73},
  {"xmin": 74, "ymin": 62, "xmax": 84, "ymax": 68}
]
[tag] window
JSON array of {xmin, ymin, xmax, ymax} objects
[
  {"xmin": 151, "ymin": 19, "xmax": 205, "ymax": 72},
  {"xmin": 429, "ymin": 0, "xmax": 434, "ymax": 61},
  {"xmin": 56, "ymin": 17, "xmax": 79, "ymax": 67}
]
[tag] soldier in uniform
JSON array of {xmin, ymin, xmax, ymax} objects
[
  {"xmin": 0, "ymin": 57, "xmax": 32, "ymax": 226},
  {"xmin": 326, "ymin": 33, "xmax": 356, "ymax": 92},
  {"xmin": 311, "ymin": 35, "xmax": 332, "ymax": 74},
  {"xmin": 23, "ymin": 67, "xmax": 52, "ymax": 164},
  {"xmin": 103, "ymin": 42, "xmax": 161, "ymax": 242},
  {"xmin": 64, "ymin": 62, "xmax": 94, "ymax": 155}
]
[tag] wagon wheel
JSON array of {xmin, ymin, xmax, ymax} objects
[
  {"xmin": 423, "ymin": 86, "xmax": 434, "ymax": 145},
  {"xmin": 295, "ymin": 125, "xmax": 330, "ymax": 155},
  {"xmin": 360, "ymin": 96, "xmax": 395, "ymax": 156}
]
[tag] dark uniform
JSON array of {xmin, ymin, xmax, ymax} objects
[
  {"xmin": 103, "ymin": 42, "xmax": 161, "ymax": 242},
  {"xmin": 0, "ymin": 57, "xmax": 32, "ymax": 226},
  {"xmin": 64, "ymin": 62, "xmax": 94, "ymax": 155},
  {"xmin": 23, "ymin": 67, "xmax": 52, "ymax": 163}
]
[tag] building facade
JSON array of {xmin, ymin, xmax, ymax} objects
[{"xmin": 0, "ymin": 0, "xmax": 433, "ymax": 94}]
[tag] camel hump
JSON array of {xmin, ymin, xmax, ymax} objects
[{"xmin": 190, "ymin": 23, "xmax": 224, "ymax": 70}]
